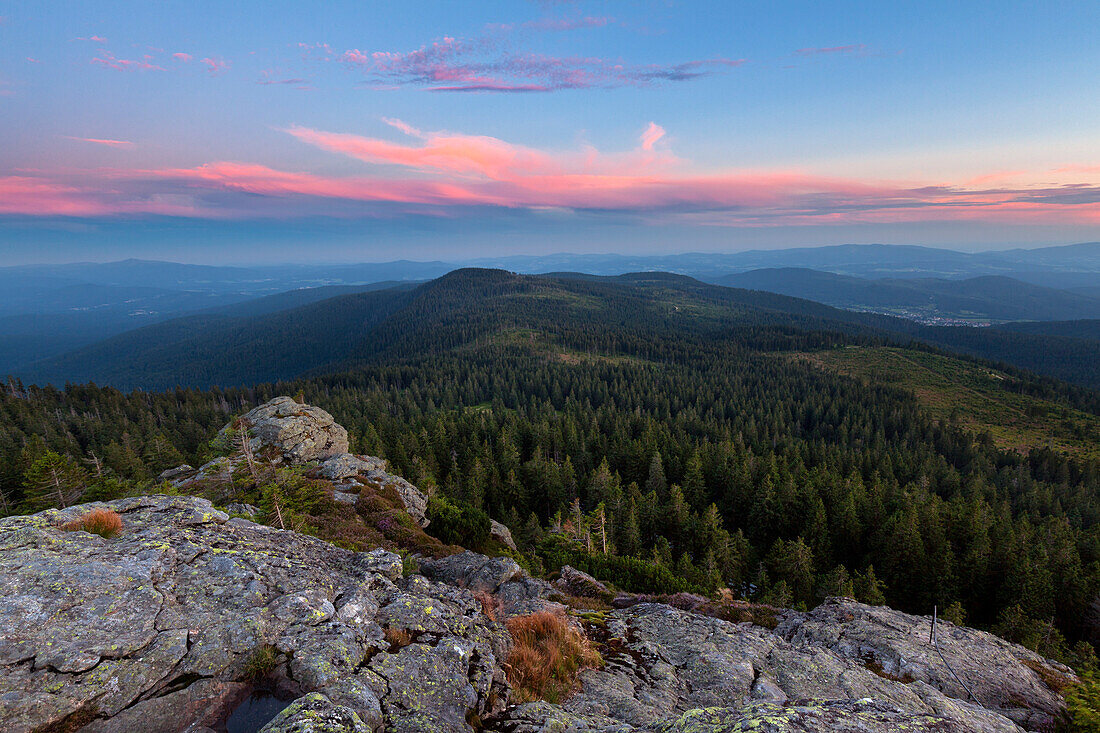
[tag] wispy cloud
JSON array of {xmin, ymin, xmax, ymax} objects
[
  {"xmin": 91, "ymin": 51, "xmax": 164, "ymax": 71},
  {"xmin": 173, "ymin": 52, "xmax": 192, "ymax": 63},
  {"xmin": 64, "ymin": 136, "xmax": 134, "ymax": 148},
  {"xmin": 335, "ymin": 35, "xmax": 744, "ymax": 92},
  {"xmin": 200, "ymin": 57, "xmax": 230, "ymax": 75},
  {"xmin": 522, "ymin": 16, "xmax": 614, "ymax": 31},
  {"xmin": 7, "ymin": 123, "xmax": 1100, "ymax": 227},
  {"xmin": 640, "ymin": 123, "xmax": 666, "ymax": 151},
  {"xmin": 795, "ymin": 44, "xmax": 869, "ymax": 57},
  {"xmin": 257, "ymin": 77, "xmax": 309, "ymax": 85},
  {"xmin": 74, "ymin": 35, "xmax": 108, "ymax": 43},
  {"xmin": 303, "ymin": 18, "xmax": 744, "ymax": 93}
]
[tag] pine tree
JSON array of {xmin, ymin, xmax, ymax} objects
[
  {"xmin": 682, "ymin": 451, "xmax": 706, "ymax": 507},
  {"xmin": 645, "ymin": 452, "xmax": 667, "ymax": 499},
  {"xmin": 854, "ymin": 565, "xmax": 887, "ymax": 606},
  {"xmin": 619, "ymin": 498, "xmax": 641, "ymax": 557},
  {"xmin": 22, "ymin": 451, "xmax": 86, "ymax": 511},
  {"xmin": 818, "ymin": 564, "xmax": 855, "ymax": 599}
]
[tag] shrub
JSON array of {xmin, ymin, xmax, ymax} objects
[
  {"xmin": 61, "ymin": 509, "xmax": 122, "ymax": 539},
  {"xmin": 426, "ymin": 495, "xmax": 491, "ymax": 549},
  {"xmin": 505, "ymin": 611, "xmax": 602, "ymax": 704},
  {"xmin": 536, "ymin": 535, "xmax": 692, "ymax": 595},
  {"xmin": 1066, "ymin": 669, "xmax": 1100, "ymax": 732},
  {"xmin": 80, "ymin": 478, "xmax": 141, "ymax": 504}
]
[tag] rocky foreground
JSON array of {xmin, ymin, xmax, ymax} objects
[
  {"xmin": 0, "ymin": 398, "xmax": 1080, "ymax": 732},
  {"xmin": 0, "ymin": 493, "xmax": 1076, "ymax": 733}
]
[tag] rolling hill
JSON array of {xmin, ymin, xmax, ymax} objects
[
  {"xmin": 13, "ymin": 268, "xmax": 1100, "ymax": 396},
  {"xmin": 718, "ymin": 269, "xmax": 1100, "ymax": 323}
]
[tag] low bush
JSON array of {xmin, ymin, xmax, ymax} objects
[
  {"xmin": 60, "ymin": 508, "xmax": 122, "ymax": 539},
  {"xmin": 426, "ymin": 495, "xmax": 491, "ymax": 549},
  {"xmin": 1065, "ymin": 669, "xmax": 1100, "ymax": 732},
  {"xmin": 536, "ymin": 536, "xmax": 692, "ymax": 595},
  {"xmin": 505, "ymin": 610, "xmax": 602, "ymax": 704}
]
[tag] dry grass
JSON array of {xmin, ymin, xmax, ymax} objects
[
  {"xmin": 61, "ymin": 509, "xmax": 122, "ymax": 539},
  {"xmin": 383, "ymin": 626, "xmax": 412, "ymax": 651},
  {"xmin": 473, "ymin": 591, "xmax": 501, "ymax": 621},
  {"xmin": 1023, "ymin": 658, "xmax": 1075, "ymax": 693},
  {"xmin": 505, "ymin": 610, "xmax": 602, "ymax": 704}
]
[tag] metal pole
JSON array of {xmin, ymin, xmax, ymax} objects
[{"xmin": 931, "ymin": 603, "xmax": 977, "ymax": 702}]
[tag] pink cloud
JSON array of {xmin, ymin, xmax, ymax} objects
[
  {"xmin": 640, "ymin": 123, "xmax": 665, "ymax": 151},
  {"xmin": 7, "ymin": 123, "xmax": 1100, "ymax": 227},
  {"xmin": 91, "ymin": 51, "xmax": 164, "ymax": 71},
  {"xmin": 381, "ymin": 118, "xmax": 425, "ymax": 138},
  {"xmin": 285, "ymin": 125, "xmax": 557, "ymax": 180},
  {"xmin": 173, "ymin": 52, "xmax": 192, "ymax": 62},
  {"xmin": 64, "ymin": 136, "xmax": 134, "ymax": 148},
  {"xmin": 200, "ymin": 57, "xmax": 230, "ymax": 75},
  {"xmin": 0, "ymin": 176, "xmax": 199, "ymax": 217},
  {"xmin": 75, "ymin": 35, "xmax": 108, "ymax": 43}
]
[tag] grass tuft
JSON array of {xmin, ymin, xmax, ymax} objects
[
  {"xmin": 383, "ymin": 626, "xmax": 412, "ymax": 651},
  {"xmin": 241, "ymin": 644, "xmax": 279, "ymax": 680},
  {"xmin": 505, "ymin": 610, "xmax": 602, "ymax": 704},
  {"xmin": 61, "ymin": 508, "xmax": 122, "ymax": 539},
  {"xmin": 473, "ymin": 591, "xmax": 501, "ymax": 621}
]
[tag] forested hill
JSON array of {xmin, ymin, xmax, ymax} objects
[
  {"xmin": 15, "ymin": 268, "xmax": 901, "ymax": 390},
  {"xmin": 3, "ymin": 265, "xmax": 1100, "ymax": 666},
  {"xmin": 15, "ymin": 267, "xmax": 1100, "ymax": 392},
  {"xmin": 718, "ymin": 268, "xmax": 1100, "ymax": 322}
]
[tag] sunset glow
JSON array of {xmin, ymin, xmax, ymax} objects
[{"xmin": 2, "ymin": 1, "xmax": 1098, "ymax": 261}]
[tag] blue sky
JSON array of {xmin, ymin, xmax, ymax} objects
[{"xmin": 1, "ymin": 0, "xmax": 1099, "ymax": 263}]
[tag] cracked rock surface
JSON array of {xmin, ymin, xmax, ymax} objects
[
  {"xmin": 490, "ymin": 600, "xmax": 1065, "ymax": 732},
  {"xmin": 0, "ymin": 495, "xmax": 1075, "ymax": 733},
  {"xmin": 222, "ymin": 396, "xmax": 349, "ymax": 465},
  {"xmin": 0, "ymin": 496, "xmax": 504, "ymax": 733}
]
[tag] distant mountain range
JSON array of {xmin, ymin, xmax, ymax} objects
[
  {"xmin": 5, "ymin": 241, "xmax": 1098, "ymax": 298},
  {"xmin": 718, "ymin": 269, "xmax": 1100, "ymax": 323},
  {"xmin": 12, "ymin": 268, "xmax": 1100, "ymax": 392},
  {"xmin": 3, "ymin": 243, "xmax": 1097, "ymax": 386}
]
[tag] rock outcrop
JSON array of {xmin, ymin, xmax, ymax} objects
[
  {"xmin": 0, "ymin": 496, "xmax": 506, "ymax": 733},
  {"xmin": 778, "ymin": 598, "xmax": 1075, "ymax": 730},
  {"xmin": 223, "ymin": 396, "xmax": 349, "ymax": 464},
  {"xmin": 489, "ymin": 519, "xmax": 517, "ymax": 552},
  {"xmin": 499, "ymin": 600, "xmax": 1036, "ymax": 732},
  {"xmin": 315, "ymin": 452, "xmax": 429, "ymax": 527},
  {"xmin": 0, "ymin": 496, "xmax": 1077, "ymax": 732},
  {"xmin": 554, "ymin": 565, "xmax": 610, "ymax": 599}
]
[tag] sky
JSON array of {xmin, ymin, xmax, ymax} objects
[{"xmin": 1, "ymin": 0, "xmax": 1099, "ymax": 264}]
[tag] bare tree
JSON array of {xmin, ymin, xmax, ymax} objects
[
  {"xmin": 83, "ymin": 451, "xmax": 104, "ymax": 480},
  {"xmin": 234, "ymin": 427, "xmax": 259, "ymax": 483}
]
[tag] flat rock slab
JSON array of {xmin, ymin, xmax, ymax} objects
[{"xmin": 0, "ymin": 496, "xmax": 504, "ymax": 733}]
